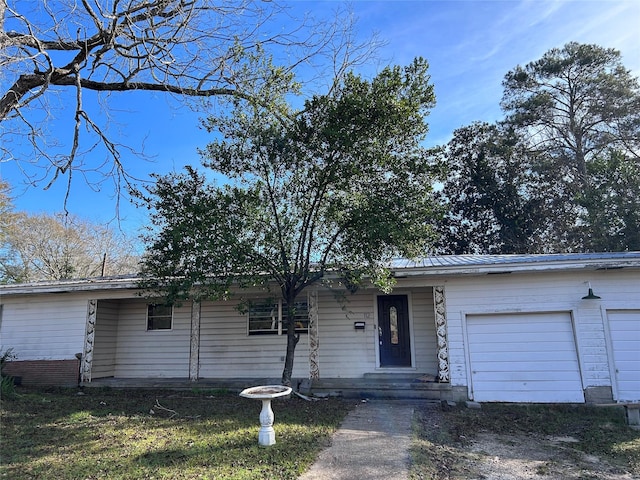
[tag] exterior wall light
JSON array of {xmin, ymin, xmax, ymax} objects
[{"xmin": 582, "ymin": 282, "xmax": 601, "ymax": 299}]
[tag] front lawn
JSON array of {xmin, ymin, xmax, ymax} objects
[{"xmin": 1, "ymin": 387, "xmax": 354, "ymax": 480}]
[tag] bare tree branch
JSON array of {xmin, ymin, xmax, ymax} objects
[{"xmin": 1, "ymin": 0, "xmax": 377, "ymax": 210}]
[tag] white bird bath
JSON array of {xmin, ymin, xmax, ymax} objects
[{"xmin": 239, "ymin": 385, "xmax": 292, "ymax": 446}]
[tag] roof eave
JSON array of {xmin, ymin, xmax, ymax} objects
[
  {"xmin": 392, "ymin": 259, "xmax": 640, "ymax": 277},
  {"xmin": 1, "ymin": 255, "xmax": 638, "ymax": 296},
  {"xmin": 0, "ymin": 276, "xmax": 141, "ymax": 296}
]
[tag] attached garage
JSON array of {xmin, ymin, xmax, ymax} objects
[
  {"xmin": 607, "ymin": 310, "xmax": 640, "ymax": 402},
  {"xmin": 466, "ymin": 312, "xmax": 585, "ymax": 403}
]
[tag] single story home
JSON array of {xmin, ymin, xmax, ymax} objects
[{"xmin": 1, "ymin": 253, "xmax": 639, "ymax": 405}]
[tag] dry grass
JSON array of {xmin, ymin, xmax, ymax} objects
[{"xmin": 411, "ymin": 403, "xmax": 640, "ymax": 480}]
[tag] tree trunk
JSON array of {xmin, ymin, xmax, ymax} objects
[
  {"xmin": 280, "ymin": 295, "xmax": 300, "ymax": 386},
  {"xmin": 281, "ymin": 324, "xmax": 300, "ymax": 386}
]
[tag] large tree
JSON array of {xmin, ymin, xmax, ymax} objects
[
  {"xmin": 435, "ymin": 122, "xmax": 544, "ymax": 254},
  {"xmin": 0, "ymin": 210, "xmax": 139, "ymax": 282},
  {"xmin": 576, "ymin": 149, "xmax": 640, "ymax": 252},
  {"xmin": 500, "ymin": 42, "xmax": 640, "ymax": 252},
  {"xmin": 437, "ymin": 43, "xmax": 640, "ymax": 254},
  {"xmin": 138, "ymin": 58, "xmax": 439, "ymax": 385},
  {"xmin": 0, "ymin": 0, "xmax": 371, "ymax": 202},
  {"xmin": 502, "ymin": 42, "xmax": 640, "ymax": 178}
]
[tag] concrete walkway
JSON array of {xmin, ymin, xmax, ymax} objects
[{"xmin": 299, "ymin": 399, "xmax": 428, "ymax": 480}]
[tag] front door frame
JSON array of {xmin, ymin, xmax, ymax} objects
[{"xmin": 375, "ymin": 293, "xmax": 414, "ymax": 368}]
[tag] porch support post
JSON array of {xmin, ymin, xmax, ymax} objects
[
  {"xmin": 308, "ymin": 289, "xmax": 320, "ymax": 380},
  {"xmin": 433, "ymin": 286, "xmax": 450, "ymax": 383},
  {"xmin": 189, "ymin": 300, "xmax": 201, "ymax": 381},
  {"xmin": 81, "ymin": 299, "xmax": 97, "ymax": 383}
]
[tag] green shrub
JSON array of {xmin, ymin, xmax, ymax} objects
[{"xmin": 1, "ymin": 347, "xmax": 17, "ymax": 397}]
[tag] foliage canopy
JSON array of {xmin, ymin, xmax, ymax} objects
[
  {"xmin": 139, "ymin": 58, "xmax": 440, "ymax": 383},
  {"xmin": 437, "ymin": 42, "xmax": 640, "ymax": 254}
]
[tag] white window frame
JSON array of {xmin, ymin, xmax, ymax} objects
[
  {"xmin": 248, "ymin": 299, "xmax": 309, "ymax": 335},
  {"xmin": 146, "ymin": 303, "xmax": 173, "ymax": 331}
]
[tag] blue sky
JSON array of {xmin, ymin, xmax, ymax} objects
[{"xmin": 2, "ymin": 0, "xmax": 639, "ymax": 238}]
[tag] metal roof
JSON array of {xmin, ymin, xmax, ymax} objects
[
  {"xmin": 1, "ymin": 252, "xmax": 639, "ymax": 295},
  {"xmin": 389, "ymin": 252, "xmax": 640, "ymax": 269},
  {"xmin": 0, "ymin": 274, "xmax": 140, "ymax": 295}
]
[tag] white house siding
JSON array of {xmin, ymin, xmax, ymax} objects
[
  {"xmin": 113, "ymin": 299, "xmax": 191, "ymax": 378},
  {"xmin": 198, "ymin": 299, "xmax": 310, "ymax": 379},
  {"xmin": 0, "ymin": 293, "xmax": 87, "ymax": 360},
  {"xmin": 314, "ymin": 289, "xmax": 377, "ymax": 378},
  {"xmin": 313, "ymin": 286, "xmax": 437, "ymax": 378},
  {"xmin": 91, "ymin": 300, "xmax": 119, "ymax": 378},
  {"xmin": 575, "ymin": 303, "xmax": 611, "ymax": 388},
  {"xmin": 445, "ymin": 269, "xmax": 640, "ymax": 402},
  {"xmin": 409, "ymin": 288, "xmax": 439, "ymax": 376},
  {"xmin": 606, "ymin": 310, "xmax": 640, "ymax": 402}
]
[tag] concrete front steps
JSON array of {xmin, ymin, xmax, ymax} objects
[
  {"xmin": 304, "ymin": 373, "xmax": 452, "ymax": 401},
  {"xmin": 85, "ymin": 374, "xmax": 454, "ymax": 401}
]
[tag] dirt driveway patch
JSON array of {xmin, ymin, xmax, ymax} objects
[{"xmin": 411, "ymin": 403, "xmax": 640, "ymax": 480}]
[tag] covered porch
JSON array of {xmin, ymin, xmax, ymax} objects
[{"xmin": 80, "ymin": 286, "xmax": 452, "ymax": 394}]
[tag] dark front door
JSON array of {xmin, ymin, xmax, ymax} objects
[{"xmin": 377, "ymin": 295, "xmax": 411, "ymax": 367}]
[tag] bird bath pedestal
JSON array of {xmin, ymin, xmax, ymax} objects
[{"xmin": 239, "ymin": 385, "xmax": 292, "ymax": 446}]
